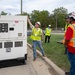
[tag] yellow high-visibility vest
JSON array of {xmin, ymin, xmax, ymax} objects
[
  {"xmin": 30, "ymin": 27, "xmax": 42, "ymax": 41},
  {"xmin": 65, "ymin": 23, "xmax": 69, "ymax": 32},
  {"xmin": 45, "ymin": 28, "xmax": 51, "ymax": 36}
]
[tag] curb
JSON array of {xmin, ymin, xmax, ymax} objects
[{"xmin": 27, "ymin": 43, "xmax": 65, "ymax": 75}]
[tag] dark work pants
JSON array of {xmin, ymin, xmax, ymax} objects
[
  {"xmin": 45, "ymin": 35, "xmax": 51, "ymax": 43},
  {"xmin": 67, "ymin": 51, "xmax": 75, "ymax": 75},
  {"xmin": 64, "ymin": 46, "xmax": 68, "ymax": 54}
]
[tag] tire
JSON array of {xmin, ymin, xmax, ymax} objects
[
  {"xmin": 22, "ymin": 59, "xmax": 25, "ymax": 64},
  {"xmin": 25, "ymin": 54, "xmax": 27, "ymax": 60}
]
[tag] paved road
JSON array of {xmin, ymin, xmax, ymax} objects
[{"xmin": 0, "ymin": 46, "xmax": 52, "ymax": 75}]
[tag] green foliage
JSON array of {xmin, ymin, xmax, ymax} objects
[
  {"xmin": 52, "ymin": 7, "xmax": 68, "ymax": 28},
  {"xmin": 30, "ymin": 10, "xmax": 50, "ymax": 29},
  {"xmin": 0, "ymin": 11, "xmax": 7, "ymax": 15},
  {"xmin": 53, "ymin": 7, "xmax": 68, "ymax": 15},
  {"xmin": 28, "ymin": 7, "xmax": 68, "ymax": 29},
  {"xmin": 1, "ymin": 7, "xmax": 69, "ymax": 29},
  {"xmin": 21, "ymin": 12, "xmax": 29, "ymax": 16}
]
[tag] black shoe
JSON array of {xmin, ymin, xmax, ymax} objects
[
  {"xmin": 42, "ymin": 54, "xmax": 45, "ymax": 57},
  {"xmin": 32, "ymin": 45, "xmax": 33, "ymax": 48},
  {"xmin": 65, "ymin": 72, "xmax": 70, "ymax": 75},
  {"xmin": 33, "ymin": 58, "xmax": 36, "ymax": 61}
]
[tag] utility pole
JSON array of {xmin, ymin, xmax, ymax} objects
[
  {"xmin": 56, "ymin": 14, "xmax": 57, "ymax": 31},
  {"xmin": 21, "ymin": 0, "xmax": 22, "ymax": 15}
]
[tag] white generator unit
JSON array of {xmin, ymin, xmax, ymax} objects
[{"xmin": 0, "ymin": 15, "xmax": 27, "ymax": 64}]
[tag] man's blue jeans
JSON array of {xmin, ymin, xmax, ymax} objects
[
  {"xmin": 32, "ymin": 40, "xmax": 44, "ymax": 58},
  {"xmin": 67, "ymin": 51, "xmax": 75, "ymax": 75}
]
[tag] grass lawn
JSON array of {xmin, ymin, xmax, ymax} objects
[{"xmin": 27, "ymin": 34, "xmax": 70, "ymax": 72}]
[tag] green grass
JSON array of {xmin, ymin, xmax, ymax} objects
[{"xmin": 27, "ymin": 34, "xmax": 70, "ymax": 72}]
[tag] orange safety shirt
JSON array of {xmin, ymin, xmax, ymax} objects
[{"xmin": 65, "ymin": 22, "xmax": 75, "ymax": 53}]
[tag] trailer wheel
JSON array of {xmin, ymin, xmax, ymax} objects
[
  {"xmin": 22, "ymin": 59, "xmax": 25, "ymax": 64},
  {"xmin": 18, "ymin": 58, "xmax": 26, "ymax": 65},
  {"xmin": 25, "ymin": 54, "xmax": 27, "ymax": 60}
]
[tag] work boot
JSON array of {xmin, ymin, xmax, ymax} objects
[
  {"xmin": 42, "ymin": 54, "xmax": 45, "ymax": 57},
  {"xmin": 33, "ymin": 58, "xmax": 36, "ymax": 61},
  {"xmin": 65, "ymin": 72, "xmax": 70, "ymax": 75},
  {"xmin": 32, "ymin": 45, "xmax": 33, "ymax": 49}
]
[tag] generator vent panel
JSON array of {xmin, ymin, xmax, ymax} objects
[
  {"xmin": 4, "ymin": 42, "xmax": 13, "ymax": 48},
  {"xmin": 0, "ymin": 23, "xmax": 8, "ymax": 32},
  {"xmin": 15, "ymin": 41, "xmax": 23, "ymax": 47},
  {"xmin": 0, "ymin": 43, "xmax": 2, "ymax": 48}
]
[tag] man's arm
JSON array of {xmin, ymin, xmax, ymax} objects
[
  {"xmin": 27, "ymin": 17, "xmax": 32, "ymax": 26},
  {"xmin": 27, "ymin": 17, "xmax": 34, "ymax": 29}
]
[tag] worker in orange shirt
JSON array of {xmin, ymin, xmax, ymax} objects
[
  {"xmin": 62, "ymin": 12, "xmax": 75, "ymax": 75},
  {"xmin": 64, "ymin": 16, "xmax": 70, "ymax": 54}
]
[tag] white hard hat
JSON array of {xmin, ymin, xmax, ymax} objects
[
  {"xmin": 49, "ymin": 25, "xmax": 51, "ymax": 27},
  {"xmin": 35, "ymin": 21, "xmax": 41, "ymax": 26},
  {"xmin": 69, "ymin": 12, "xmax": 75, "ymax": 19}
]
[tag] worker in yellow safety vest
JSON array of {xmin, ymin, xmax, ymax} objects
[
  {"xmin": 27, "ymin": 17, "xmax": 45, "ymax": 61},
  {"xmin": 45, "ymin": 25, "xmax": 52, "ymax": 43}
]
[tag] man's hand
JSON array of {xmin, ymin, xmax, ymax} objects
[{"xmin": 64, "ymin": 40, "xmax": 70, "ymax": 46}]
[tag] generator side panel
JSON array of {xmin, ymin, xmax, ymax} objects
[{"xmin": 0, "ymin": 40, "xmax": 27, "ymax": 60}]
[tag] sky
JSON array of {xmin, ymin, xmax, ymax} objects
[{"xmin": 0, "ymin": 0, "xmax": 75, "ymax": 15}]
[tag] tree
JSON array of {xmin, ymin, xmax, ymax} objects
[
  {"xmin": 1, "ymin": 11, "xmax": 7, "ymax": 15},
  {"xmin": 21, "ymin": 12, "xmax": 29, "ymax": 16},
  {"xmin": 30, "ymin": 10, "xmax": 50, "ymax": 29},
  {"xmin": 53, "ymin": 7, "xmax": 68, "ymax": 15},
  {"xmin": 52, "ymin": 7, "xmax": 68, "ymax": 29}
]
